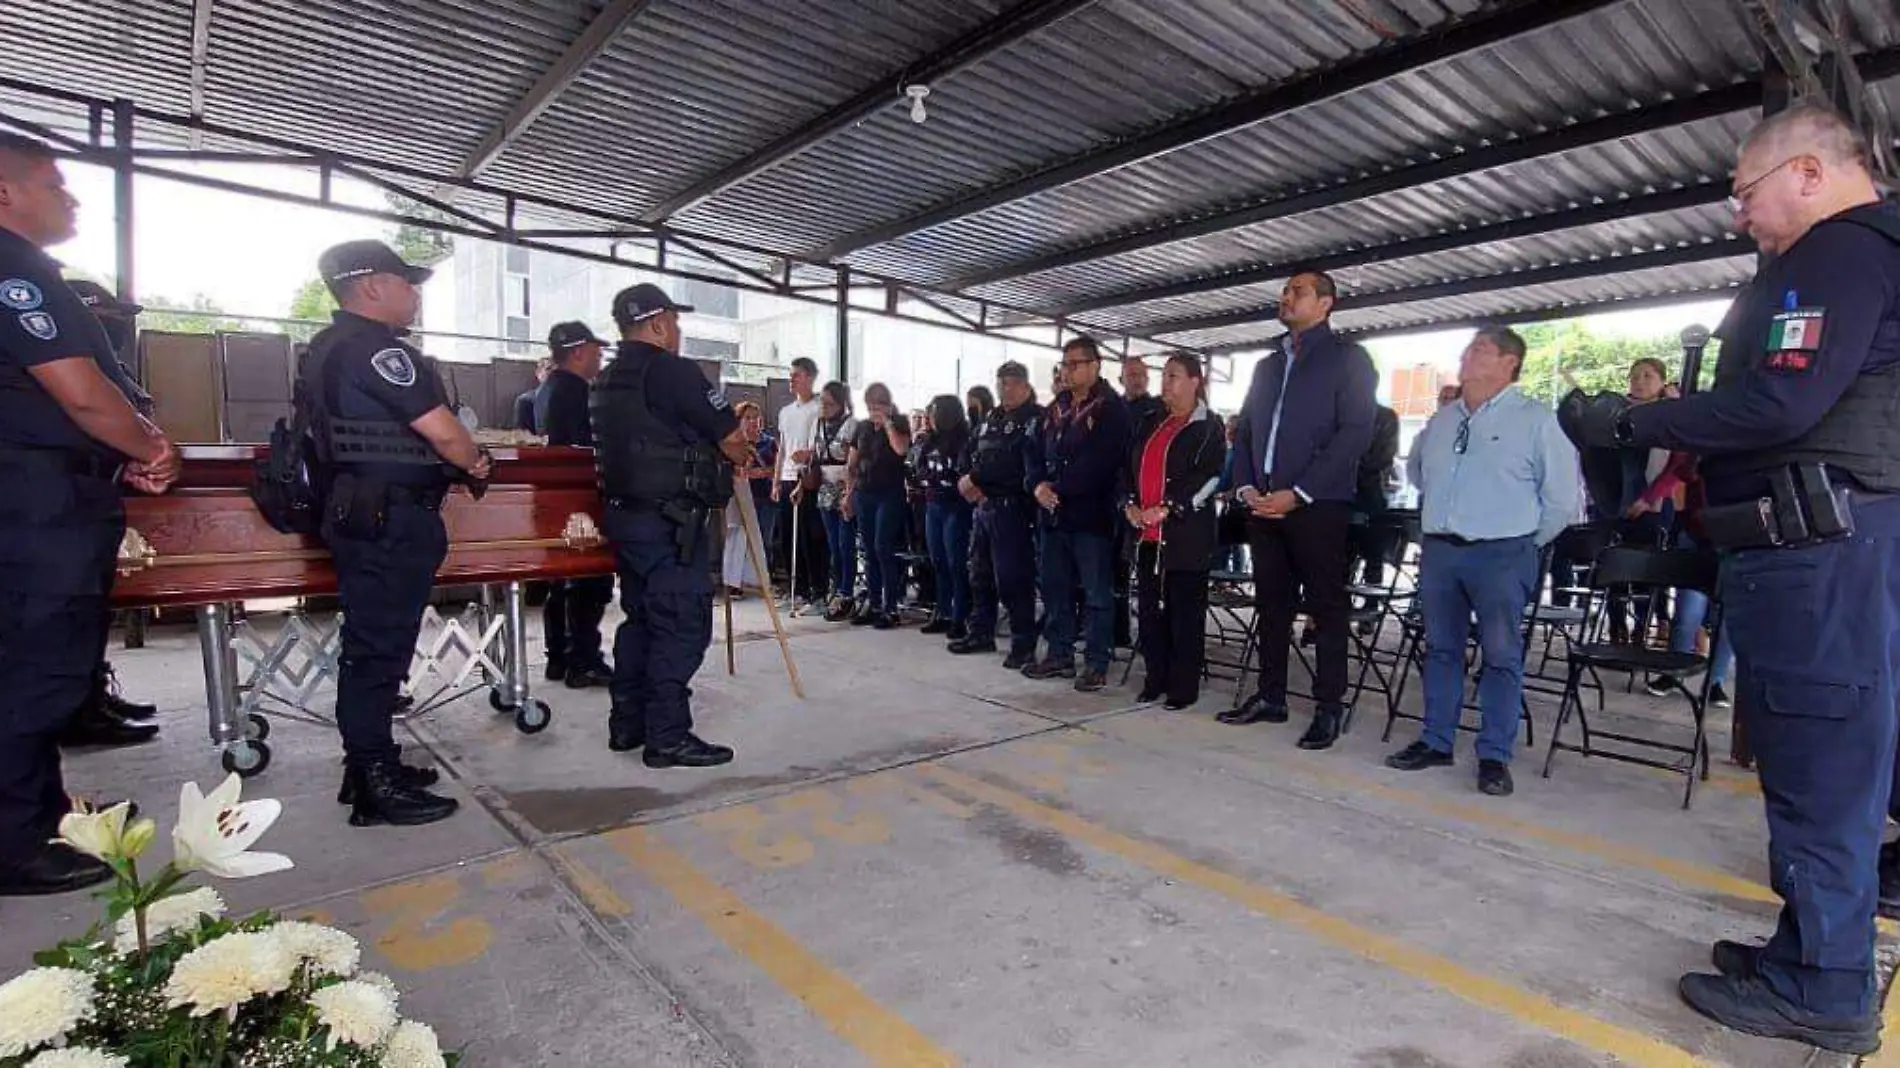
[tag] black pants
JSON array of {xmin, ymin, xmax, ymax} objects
[
  {"xmin": 1112, "ymin": 524, "xmax": 1135, "ymax": 648},
  {"xmin": 606, "ymin": 507, "xmax": 712, "ymax": 750},
  {"xmin": 1347, "ymin": 506, "xmax": 1392, "ymax": 586},
  {"xmin": 544, "ymin": 576, "xmax": 613, "ymax": 670},
  {"xmin": 1136, "ymin": 543, "xmax": 1209, "ymax": 703},
  {"xmin": 969, "ymin": 498, "xmax": 1039, "ymax": 655},
  {"xmin": 328, "ymin": 502, "xmax": 448, "ymax": 769},
  {"xmin": 0, "ymin": 462, "xmax": 122, "ymax": 863},
  {"xmin": 1250, "ymin": 502, "xmax": 1351, "ymax": 709}
]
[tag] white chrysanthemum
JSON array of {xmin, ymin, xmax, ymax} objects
[
  {"xmin": 112, "ymin": 888, "xmax": 226, "ymax": 953},
  {"xmin": 269, "ymin": 921, "xmax": 360, "ymax": 978},
  {"xmin": 379, "ymin": 1019, "xmax": 447, "ymax": 1068},
  {"xmin": 356, "ymin": 971, "xmax": 400, "ymax": 1001},
  {"xmin": 25, "ymin": 1047, "xmax": 130, "ymax": 1068},
  {"xmin": 162, "ymin": 931, "xmax": 297, "ymax": 1017},
  {"xmin": 310, "ymin": 981, "xmax": 397, "ymax": 1051},
  {"xmin": 0, "ymin": 967, "xmax": 95, "ymax": 1057}
]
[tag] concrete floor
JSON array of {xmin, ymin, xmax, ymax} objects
[{"xmin": 2, "ymin": 598, "xmax": 1889, "ymax": 1067}]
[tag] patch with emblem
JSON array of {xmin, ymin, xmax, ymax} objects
[
  {"xmin": 370, "ymin": 347, "xmax": 416, "ymax": 387},
  {"xmin": 1764, "ymin": 308, "xmax": 1825, "ymax": 374},
  {"xmin": 18, "ymin": 311, "xmax": 56, "ymax": 340},
  {"xmin": 706, "ymin": 388, "xmax": 730, "ymax": 410},
  {"xmin": 1, "ymin": 279, "xmax": 43, "ymax": 311}
]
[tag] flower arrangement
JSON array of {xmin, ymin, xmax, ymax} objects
[{"xmin": 0, "ymin": 775, "xmax": 458, "ymax": 1068}]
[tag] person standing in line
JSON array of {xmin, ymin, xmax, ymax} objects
[
  {"xmin": 951, "ymin": 362, "xmax": 1043, "ymax": 665},
  {"xmin": 842, "ymin": 382, "xmax": 911, "ymax": 629},
  {"xmin": 723, "ymin": 401, "xmax": 778, "ymax": 597},
  {"xmin": 812, "ymin": 381, "xmax": 859, "ymax": 621},
  {"xmin": 772, "ymin": 358, "xmax": 824, "ymax": 607},
  {"xmin": 917, "ymin": 394, "xmax": 974, "ymax": 642},
  {"xmin": 536, "ymin": 322, "xmax": 614, "ymax": 688}
]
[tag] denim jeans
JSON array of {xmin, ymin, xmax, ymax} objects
[
  {"xmin": 1670, "ymin": 588, "xmax": 1734, "ymax": 686},
  {"xmin": 854, "ymin": 487, "xmax": 907, "ymax": 613},
  {"xmin": 819, "ymin": 507, "xmax": 856, "ymax": 600},
  {"xmin": 1039, "ymin": 529, "xmax": 1114, "ymax": 672},
  {"xmin": 1418, "ymin": 536, "xmax": 1538, "ymax": 764},
  {"xmin": 924, "ymin": 499, "xmax": 973, "ymax": 623}
]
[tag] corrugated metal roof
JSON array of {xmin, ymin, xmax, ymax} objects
[{"xmin": 0, "ymin": 0, "xmax": 1895, "ymax": 351}]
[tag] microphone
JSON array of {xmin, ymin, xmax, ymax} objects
[{"xmin": 1679, "ymin": 324, "xmax": 1711, "ymax": 396}]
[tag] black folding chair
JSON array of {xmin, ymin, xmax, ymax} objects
[
  {"xmin": 1344, "ymin": 512, "xmax": 1419, "ymax": 716},
  {"xmin": 1540, "ymin": 545, "xmax": 1721, "ymax": 808},
  {"xmin": 1522, "ymin": 522, "xmax": 1618, "ymax": 707}
]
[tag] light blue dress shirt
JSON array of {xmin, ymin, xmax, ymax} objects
[{"xmin": 1407, "ymin": 385, "xmax": 1582, "ymax": 547}]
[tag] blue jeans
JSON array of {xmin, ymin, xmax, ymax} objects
[
  {"xmin": 925, "ymin": 499, "xmax": 973, "ymax": 623},
  {"xmin": 1039, "ymin": 529, "xmax": 1114, "ymax": 672},
  {"xmin": 1670, "ymin": 588, "xmax": 1734, "ymax": 686},
  {"xmin": 1417, "ymin": 536, "xmax": 1538, "ymax": 764},
  {"xmin": 819, "ymin": 507, "xmax": 856, "ymax": 600},
  {"xmin": 855, "ymin": 487, "xmax": 906, "ymax": 613}
]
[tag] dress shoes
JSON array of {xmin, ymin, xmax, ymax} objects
[
  {"xmin": 544, "ymin": 659, "xmax": 568, "ymax": 682},
  {"xmin": 344, "ymin": 764, "xmax": 459, "ymax": 828},
  {"xmin": 1001, "ymin": 648, "xmax": 1034, "ymax": 671},
  {"xmin": 948, "ymin": 634, "xmax": 997, "ymax": 655},
  {"xmin": 1217, "ymin": 694, "xmax": 1287, "ymax": 725},
  {"xmin": 1163, "ymin": 695, "xmax": 1198, "ymax": 711},
  {"xmin": 97, "ymin": 665, "xmax": 157, "ymax": 721},
  {"xmin": 1477, "ymin": 759, "xmax": 1514, "ymax": 796},
  {"xmin": 565, "ymin": 664, "xmax": 613, "ymax": 689},
  {"xmin": 336, "ymin": 762, "xmax": 440, "ymax": 805},
  {"xmin": 1297, "ymin": 706, "xmax": 1344, "ymax": 750},
  {"xmin": 609, "ymin": 725, "xmax": 646, "ymax": 752},
  {"xmin": 946, "ymin": 621, "xmax": 968, "ymax": 642},
  {"xmin": 1384, "ymin": 741, "xmax": 1454, "ymax": 771},
  {"xmin": 1022, "ymin": 657, "xmax": 1075, "ymax": 681},
  {"xmin": 643, "ymin": 733, "xmax": 734, "ymax": 769},
  {"xmin": 1073, "ymin": 670, "xmax": 1106, "ymax": 693},
  {"xmin": 1137, "ymin": 682, "xmax": 1166, "ymax": 703},
  {"xmin": 0, "ymin": 843, "xmax": 114, "ymax": 897},
  {"xmin": 1678, "ymin": 972, "xmax": 1879, "ymax": 1054},
  {"xmin": 58, "ymin": 706, "xmax": 159, "ymax": 749}
]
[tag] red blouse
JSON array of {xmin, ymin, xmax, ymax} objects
[{"xmin": 1137, "ymin": 415, "xmax": 1188, "ymax": 543}]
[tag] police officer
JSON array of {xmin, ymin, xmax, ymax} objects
[
  {"xmin": 535, "ymin": 322, "xmax": 613, "ymax": 688},
  {"xmin": 1573, "ymin": 103, "xmax": 1900, "ymax": 1054},
  {"xmin": 0, "ymin": 133, "xmax": 180, "ymax": 896},
  {"xmin": 592, "ymin": 283, "xmax": 746, "ymax": 768},
  {"xmin": 309, "ymin": 240, "xmax": 490, "ymax": 828},
  {"xmin": 949, "ymin": 361, "xmax": 1043, "ymax": 668}
]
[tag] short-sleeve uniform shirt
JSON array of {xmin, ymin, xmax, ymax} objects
[
  {"xmin": 0, "ymin": 226, "xmax": 135, "ymax": 457},
  {"xmin": 313, "ymin": 310, "xmax": 450, "ymax": 486}
]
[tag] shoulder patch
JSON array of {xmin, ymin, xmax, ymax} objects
[
  {"xmin": 370, "ymin": 347, "xmax": 417, "ymax": 387},
  {"xmin": 1764, "ymin": 308, "xmax": 1825, "ymax": 375},
  {"xmin": 18, "ymin": 311, "xmax": 56, "ymax": 341},
  {"xmin": 0, "ymin": 279, "xmax": 43, "ymax": 311},
  {"xmin": 706, "ymin": 388, "xmax": 731, "ymax": 411}
]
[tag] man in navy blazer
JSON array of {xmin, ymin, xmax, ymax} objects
[{"xmin": 1219, "ymin": 270, "xmax": 1377, "ymax": 750}]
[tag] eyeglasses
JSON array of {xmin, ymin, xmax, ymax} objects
[
  {"xmin": 1726, "ymin": 157, "xmax": 1802, "ymax": 215},
  {"xmin": 1061, "ymin": 357, "xmax": 1097, "ymax": 369},
  {"xmin": 1453, "ymin": 415, "xmax": 1471, "ymax": 455}
]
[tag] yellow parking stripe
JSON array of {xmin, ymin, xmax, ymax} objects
[
  {"xmin": 925, "ymin": 764, "xmax": 1714, "ymax": 1068},
  {"xmin": 608, "ymin": 825, "xmax": 956, "ymax": 1068}
]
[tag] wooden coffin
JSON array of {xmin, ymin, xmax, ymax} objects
[{"xmin": 111, "ymin": 445, "xmax": 614, "ymax": 610}]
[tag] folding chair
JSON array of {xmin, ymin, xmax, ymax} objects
[
  {"xmin": 1540, "ymin": 544, "xmax": 1721, "ymax": 808},
  {"xmin": 1344, "ymin": 512, "xmax": 1420, "ymax": 715},
  {"xmin": 1522, "ymin": 522, "xmax": 1618, "ymax": 708}
]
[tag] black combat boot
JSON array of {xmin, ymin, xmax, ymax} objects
[{"xmin": 344, "ymin": 764, "xmax": 459, "ymax": 827}]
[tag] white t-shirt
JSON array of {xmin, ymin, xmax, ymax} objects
[{"xmin": 776, "ymin": 396, "xmax": 823, "ymax": 483}]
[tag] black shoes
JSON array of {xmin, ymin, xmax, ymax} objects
[
  {"xmin": 1477, "ymin": 759, "xmax": 1514, "ymax": 796},
  {"xmin": 920, "ymin": 617, "xmax": 952, "ymax": 635},
  {"xmin": 565, "ymin": 664, "xmax": 613, "ymax": 689},
  {"xmin": 643, "ymin": 733, "xmax": 734, "ymax": 769},
  {"xmin": 1709, "ymin": 683, "xmax": 1731, "ymax": 708},
  {"xmin": 0, "ymin": 843, "xmax": 114, "ymax": 897},
  {"xmin": 1385, "ymin": 741, "xmax": 1454, "ymax": 771},
  {"xmin": 948, "ymin": 634, "xmax": 997, "ymax": 655},
  {"xmin": 344, "ymin": 764, "xmax": 459, "ymax": 828},
  {"xmin": 1138, "ymin": 682, "xmax": 1166, "ymax": 703},
  {"xmin": 1074, "ymin": 670, "xmax": 1106, "ymax": 693},
  {"xmin": 1297, "ymin": 707, "xmax": 1344, "ymax": 751},
  {"xmin": 545, "ymin": 659, "xmax": 568, "ymax": 682},
  {"xmin": 1001, "ymin": 648, "xmax": 1033, "ymax": 671},
  {"xmin": 336, "ymin": 761, "xmax": 440, "ymax": 805},
  {"xmin": 1217, "ymin": 694, "xmax": 1288, "ymax": 725},
  {"xmin": 850, "ymin": 601, "xmax": 877, "ymax": 626},
  {"xmin": 1164, "ymin": 696, "xmax": 1197, "ymax": 711},
  {"xmin": 946, "ymin": 621, "xmax": 968, "ymax": 642},
  {"xmin": 58, "ymin": 706, "xmax": 159, "ymax": 749},
  {"xmin": 1022, "ymin": 657, "xmax": 1076, "ymax": 681},
  {"xmin": 872, "ymin": 611, "xmax": 899, "ymax": 630},
  {"xmin": 1678, "ymin": 972, "xmax": 1880, "ymax": 1054},
  {"xmin": 1712, "ymin": 939, "xmax": 1761, "ymax": 979},
  {"xmin": 98, "ymin": 664, "xmax": 156, "ymax": 721}
]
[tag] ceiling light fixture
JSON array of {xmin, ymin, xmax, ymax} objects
[{"xmin": 906, "ymin": 84, "xmax": 931, "ymax": 124}]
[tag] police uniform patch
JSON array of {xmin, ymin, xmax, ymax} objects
[
  {"xmin": 706, "ymin": 388, "xmax": 730, "ymax": 410},
  {"xmin": 0, "ymin": 279, "xmax": 42, "ymax": 311},
  {"xmin": 1765, "ymin": 308, "xmax": 1825, "ymax": 374},
  {"xmin": 18, "ymin": 311, "xmax": 56, "ymax": 340},
  {"xmin": 370, "ymin": 347, "xmax": 417, "ymax": 387}
]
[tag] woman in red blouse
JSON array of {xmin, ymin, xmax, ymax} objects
[{"xmin": 1121, "ymin": 354, "xmax": 1227, "ymax": 709}]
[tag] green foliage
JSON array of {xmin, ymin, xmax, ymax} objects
[
  {"xmin": 384, "ymin": 192, "xmax": 455, "ymax": 268},
  {"xmin": 1514, "ymin": 321, "xmax": 1723, "ymax": 404},
  {"xmin": 140, "ymin": 294, "xmax": 247, "ymax": 337},
  {"xmin": 288, "ymin": 278, "xmax": 339, "ymax": 323}
]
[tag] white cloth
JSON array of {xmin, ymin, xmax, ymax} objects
[
  {"xmin": 723, "ymin": 499, "xmax": 757, "ymax": 590},
  {"xmin": 776, "ymin": 397, "xmax": 823, "ymax": 483}
]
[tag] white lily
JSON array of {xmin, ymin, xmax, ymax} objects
[
  {"xmin": 172, "ymin": 774, "xmax": 293, "ymax": 880},
  {"xmin": 53, "ymin": 802, "xmax": 150, "ymax": 863}
]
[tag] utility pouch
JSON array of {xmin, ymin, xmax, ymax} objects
[
  {"xmin": 327, "ymin": 472, "xmax": 389, "ymax": 540},
  {"xmin": 1699, "ymin": 498, "xmax": 1784, "ymax": 552}
]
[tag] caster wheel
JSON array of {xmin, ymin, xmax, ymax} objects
[
  {"xmin": 488, "ymin": 688, "xmax": 515, "ymax": 713},
  {"xmin": 514, "ymin": 700, "xmax": 552, "ymax": 735},
  {"xmin": 220, "ymin": 740, "xmax": 272, "ymax": 777},
  {"xmin": 245, "ymin": 713, "xmax": 271, "ymax": 742}
]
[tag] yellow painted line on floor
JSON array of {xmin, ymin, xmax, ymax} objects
[
  {"xmin": 1870, "ymin": 989, "xmax": 1900, "ymax": 1068},
  {"xmin": 608, "ymin": 825, "xmax": 957, "ymax": 1068},
  {"xmin": 550, "ymin": 851, "xmax": 632, "ymax": 918},
  {"xmin": 924, "ymin": 764, "xmax": 1714, "ymax": 1068},
  {"xmin": 1106, "ymin": 714, "xmax": 1779, "ymax": 906}
]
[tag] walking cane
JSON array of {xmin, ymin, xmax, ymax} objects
[
  {"xmin": 733, "ymin": 476, "xmax": 806, "ymax": 699},
  {"xmin": 722, "ymin": 527, "xmax": 737, "ymax": 674}
]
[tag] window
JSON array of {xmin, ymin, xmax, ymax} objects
[
  {"xmin": 683, "ymin": 336, "xmax": 738, "ymax": 362},
  {"xmin": 504, "ymin": 315, "xmax": 530, "ymax": 356},
  {"xmin": 678, "ymin": 278, "xmax": 738, "ymax": 320},
  {"xmin": 506, "ymin": 275, "xmax": 530, "ymax": 318},
  {"xmin": 504, "ymin": 247, "xmax": 530, "ymax": 275}
]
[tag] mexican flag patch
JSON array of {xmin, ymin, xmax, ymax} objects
[{"xmin": 1765, "ymin": 308, "xmax": 1825, "ymax": 374}]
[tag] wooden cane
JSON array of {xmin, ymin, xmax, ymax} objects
[
  {"xmin": 732, "ymin": 480, "xmax": 806, "ymax": 699},
  {"xmin": 722, "ymin": 576, "xmax": 736, "ymax": 674}
]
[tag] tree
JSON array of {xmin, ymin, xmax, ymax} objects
[
  {"xmin": 384, "ymin": 192, "xmax": 455, "ymax": 267},
  {"xmin": 139, "ymin": 294, "xmax": 246, "ymax": 336},
  {"xmin": 289, "ymin": 278, "xmax": 338, "ymax": 322},
  {"xmin": 1514, "ymin": 321, "xmax": 1720, "ymax": 404}
]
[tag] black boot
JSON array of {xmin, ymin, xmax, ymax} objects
[
  {"xmin": 0, "ymin": 843, "xmax": 113, "ymax": 897},
  {"xmin": 58, "ymin": 705, "xmax": 158, "ymax": 749},
  {"xmin": 336, "ymin": 761, "xmax": 441, "ymax": 805},
  {"xmin": 345, "ymin": 764, "xmax": 459, "ymax": 827},
  {"xmin": 948, "ymin": 633, "xmax": 997, "ymax": 655},
  {"xmin": 644, "ymin": 733, "xmax": 735, "ymax": 769},
  {"xmin": 920, "ymin": 615, "xmax": 951, "ymax": 635},
  {"xmin": 946, "ymin": 621, "xmax": 968, "ymax": 643},
  {"xmin": 97, "ymin": 663, "xmax": 156, "ymax": 721}
]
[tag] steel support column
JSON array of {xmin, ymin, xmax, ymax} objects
[{"xmin": 112, "ymin": 99, "xmax": 136, "ymax": 316}]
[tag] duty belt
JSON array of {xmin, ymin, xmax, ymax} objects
[
  {"xmin": 0, "ymin": 446, "xmax": 124, "ymax": 482},
  {"xmin": 385, "ymin": 484, "xmax": 447, "ymax": 511},
  {"xmin": 1700, "ymin": 462, "xmax": 1885, "ymax": 552}
]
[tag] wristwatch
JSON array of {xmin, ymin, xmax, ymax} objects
[{"xmin": 1612, "ymin": 409, "xmax": 1636, "ymax": 447}]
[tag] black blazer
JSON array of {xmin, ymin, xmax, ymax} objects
[{"xmin": 1119, "ymin": 404, "xmax": 1226, "ymax": 571}]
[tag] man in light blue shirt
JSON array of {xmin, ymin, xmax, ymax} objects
[{"xmin": 1386, "ymin": 325, "xmax": 1580, "ymax": 797}]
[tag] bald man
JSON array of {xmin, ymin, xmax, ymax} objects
[{"xmin": 1574, "ymin": 102, "xmax": 1900, "ymax": 1053}]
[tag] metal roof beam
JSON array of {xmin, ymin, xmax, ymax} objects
[
  {"xmin": 1052, "ymin": 183, "xmax": 1730, "ymax": 317},
  {"xmin": 1148, "ymin": 240, "xmax": 1751, "ymax": 337},
  {"xmin": 639, "ymin": 0, "xmax": 1100, "ymax": 225},
  {"xmin": 814, "ymin": 0, "xmax": 1622, "ymax": 260},
  {"xmin": 450, "ymin": 0, "xmax": 658, "ymax": 183},
  {"xmin": 952, "ymin": 44, "xmax": 1900, "ymax": 291}
]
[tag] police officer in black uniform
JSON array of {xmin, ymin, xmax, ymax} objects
[
  {"xmin": 1573, "ymin": 103, "xmax": 1900, "ymax": 1055},
  {"xmin": 592, "ymin": 283, "xmax": 747, "ymax": 767},
  {"xmin": 0, "ymin": 133, "xmax": 180, "ymax": 896},
  {"xmin": 535, "ymin": 322, "xmax": 614, "ymax": 688},
  {"xmin": 308, "ymin": 240, "xmax": 490, "ymax": 827},
  {"xmin": 949, "ymin": 361, "xmax": 1044, "ymax": 668}
]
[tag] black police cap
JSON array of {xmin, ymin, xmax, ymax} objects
[
  {"xmin": 611, "ymin": 283, "xmax": 692, "ymax": 328},
  {"xmin": 319, "ymin": 240, "xmax": 434, "ymax": 287},
  {"xmin": 66, "ymin": 279, "xmax": 143, "ymax": 318},
  {"xmin": 548, "ymin": 321, "xmax": 604, "ymax": 351}
]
